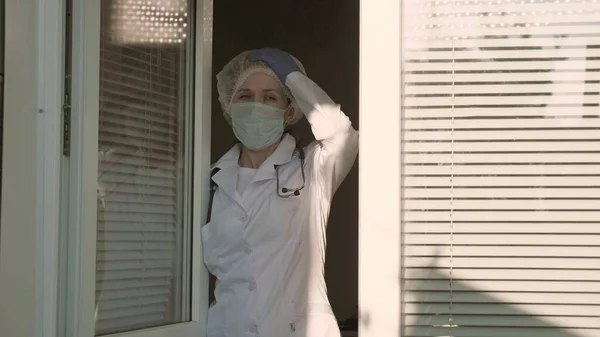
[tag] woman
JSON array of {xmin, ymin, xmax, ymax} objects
[{"xmin": 202, "ymin": 48, "xmax": 359, "ymax": 337}]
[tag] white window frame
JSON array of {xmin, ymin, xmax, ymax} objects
[
  {"xmin": 0, "ymin": 0, "xmax": 64, "ymax": 337},
  {"xmin": 0, "ymin": 0, "xmax": 59, "ymax": 337},
  {"xmin": 36, "ymin": 1, "xmax": 65, "ymax": 337},
  {"xmin": 358, "ymin": 0, "xmax": 402, "ymax": 337},
  {"xmin": 60, "ymin": 0, "xmax": 214, "ymax": 336}
]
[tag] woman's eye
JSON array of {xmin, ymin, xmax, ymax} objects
[
  {"xmin": 238, "ymin": 94, "xmax": 251, "ymax": 100},
  {"xmin": 266, "ymin": 96, "xmax": 277, "ymax": 101}
]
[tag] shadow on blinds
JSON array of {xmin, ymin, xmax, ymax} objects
[{"xmin": 401, "ymin": 254, "xmax": 592, "ymax": 337}]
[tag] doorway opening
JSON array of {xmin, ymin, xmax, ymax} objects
[{"xmin": 210, "ymin": 1, "xmax": 360, "ymax": 335}]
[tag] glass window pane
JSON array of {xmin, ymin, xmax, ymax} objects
[{"xmin": 95, "ymin": 0, "xmax": 192, "ymax": 335}]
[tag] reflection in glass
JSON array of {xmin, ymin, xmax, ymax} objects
[{"xmin": 95, "ymin": 0, "xmax": 192, "ymax": 334}]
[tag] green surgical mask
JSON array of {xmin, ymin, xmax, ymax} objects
[{"xmin": 230, "ymin": 102, "xmax": 286, "ymax": 150}]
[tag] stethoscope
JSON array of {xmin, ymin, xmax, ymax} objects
[
  {"xmin": 205, "ymin": 144, "xmax": 306, "ymax": 225},
  {"xmin": 275, "ymin": 145, "xmax": 306, "ymax": 198}
]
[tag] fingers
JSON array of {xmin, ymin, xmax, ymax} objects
[{"xmin": 248, "ymin": 48, "xmax": 286, "ymax": 61}]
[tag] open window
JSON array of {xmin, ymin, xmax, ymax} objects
[{"xmin": 59, "ymin": 0, "xmax": 213, "ymax": 336}]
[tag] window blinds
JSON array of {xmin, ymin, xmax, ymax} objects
[
  {"xmin": 95, "ymin": 1, "xmax": 190, "ymax": 334},
  {"xmin": 401, "ymin": 1, "xmax": 600, "ymax": 336}
]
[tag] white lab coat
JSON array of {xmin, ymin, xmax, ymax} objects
[{"xmin": 202, "ymin": 72, "xmax": 359, "ymax": 337}]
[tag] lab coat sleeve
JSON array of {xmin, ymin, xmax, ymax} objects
[{"xmin": 285, "ymin": 71, "xmax": 359, "ymax": 200}]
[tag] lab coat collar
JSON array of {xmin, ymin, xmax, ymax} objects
[
  {"xmin": 211, "ymin": 134, "xmax": 297, "ymax": 201},
  {"xmin": 252, "ymin": 134, "xmax": 297, "ymax": 183}
]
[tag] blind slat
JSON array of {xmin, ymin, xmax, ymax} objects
[
  {"xmin": 403, "ymin": 106, "xmax": 600, "ymax": 118},
  {"xmin": 407, "ymin": 291, "xmax": 600, "ymax": 305},
  {"xmin": 98, "ymin": 241, "xmax": 174, "ymax": 252},
  {"xmin": 406, "ymin": 24, "xmax": 600, "ymax": 39},
  {"xmin": 96, "ymin": 259, "xmax": 176, "ymax": 271},
  {"xmin": 405, "ymin": 95, "xmax": 599, "ymax": 107},
  {"xmin": 405, "ymin": 268, "xmax": 600, "ymax": 281},
  {"xmin": 405, "ymin": 211, "xmax": 600, "ymax": 222},
  {"xmin": 404, "ymin": 141, "xmax": 600, "ymax": 153},
  {"xmin": 403, "ymin": 327, "xmax": 599, "ymax": 337},
  {"xmin": 404, "ymin": 2, "xmax": 600, "ymax": 15},
  {"xmin": 406, "ymin": 83, "xmax": 600, "ymax": 95},
  {"xmin": 405, "ymin": 36, "xmax": 600, "ymax": 49},
  {"xmin": 405, "ymin": 60, "xmax": 600, "ymax": 72},
  {"xmin": 407, "ymin": 279, "xmax": 600, "ymax": 292},
  {"xmin": 405, "ymin": 245, "xmax": 600, "ymax": 258},
  {"xmin": 98, "ymin": 213, "xmax": 176, "ymax": 224},
  {"xmin": 97, "ymin": 269, "xmax": 172, "ymax": 281},
  {"xmin": 405, "ymin": 187, "xmax": 600, "ymax": 199},
  {"xmin": 405, "ymin": 118, "xmax": 600, "ymax": 129},
  {"xmin": 97, "ymin": 250, "xmax": 176, "ymax": 261},
  {"xmin": 99, "ymin": 174, "xmax": 177, "ymax": 188},
  {"xmin": 405, "ymin": 315, "xmax": 600, "ymax": 329},
  {"xmin": 405, "ymin": 176, "xmax": 600, "ymax": 186},
  {"xmin": 405, "ymin": 233, "xmax": 600, "ymax": 245},
  {"xmin": 96, "ymin": 288, "xmax": 171, "ymax": 300},
  {"xmin": 405, "ymin": 302, "xmax": 596, "ymax": 317},
  {"xmin": 405, "ymin": 12, "xmax": 600, "ymax": 27},
  {"xmin": 407, "ymin": 48, "xmax": 600, "ymax": 62},
  {"xmin": 404, "ymin": 130, "xmax": 600, "ymax": 141},
  {"xmin": 405, "ymin": 198, "xmax": 600, "ymax": 209},
  {"xmin": 97, "ymin": 278, "xmax": 171, "ymax": 290},
  {"xmin": 405, "ymin": 222, "xmax": 600, "ymax": 233},
  {"xmin": 96, "ymin": 306, "xmax": 165, "ymax": 322},
  {"xmin": 99, "ymin": 123, "xmax": 178, "ymax": 146},
  {"xmin": 406, "ymin": 257, "xmax": 600, "ymax": 270}
]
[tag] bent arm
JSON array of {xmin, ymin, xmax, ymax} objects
[{"xmin": 285, "ymin": 72, "xmax": 359, "ymax": 199}]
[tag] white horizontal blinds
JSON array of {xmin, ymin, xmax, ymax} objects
[
  {"xmin": 95, "ymin": 0, "xmax": 191, "ymax": 335},
  {"xmin": 402, "ymin": 1, "xmax": 600, "ymax": 337}
]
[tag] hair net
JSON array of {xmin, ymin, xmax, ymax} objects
[{"xmin": 216, "ymin": 50, "xmax": 307, "ymax": 126}]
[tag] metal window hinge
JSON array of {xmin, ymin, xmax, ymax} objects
[{"xmin": 62, "ymin": 94, "xmax": 71, "ymax": 156}]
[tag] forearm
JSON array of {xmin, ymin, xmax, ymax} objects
[
  {"xmin": 285, "ymin": 71, "xmax": 359, "ymax": 197},
  {"xmin": 285, "ymin": 72, "xmax": 355, "ymax": 141}
]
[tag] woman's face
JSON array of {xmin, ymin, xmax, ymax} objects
[{"xmin": 232, "ymin": 72, "xmax": 289, "ymax": 110}]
